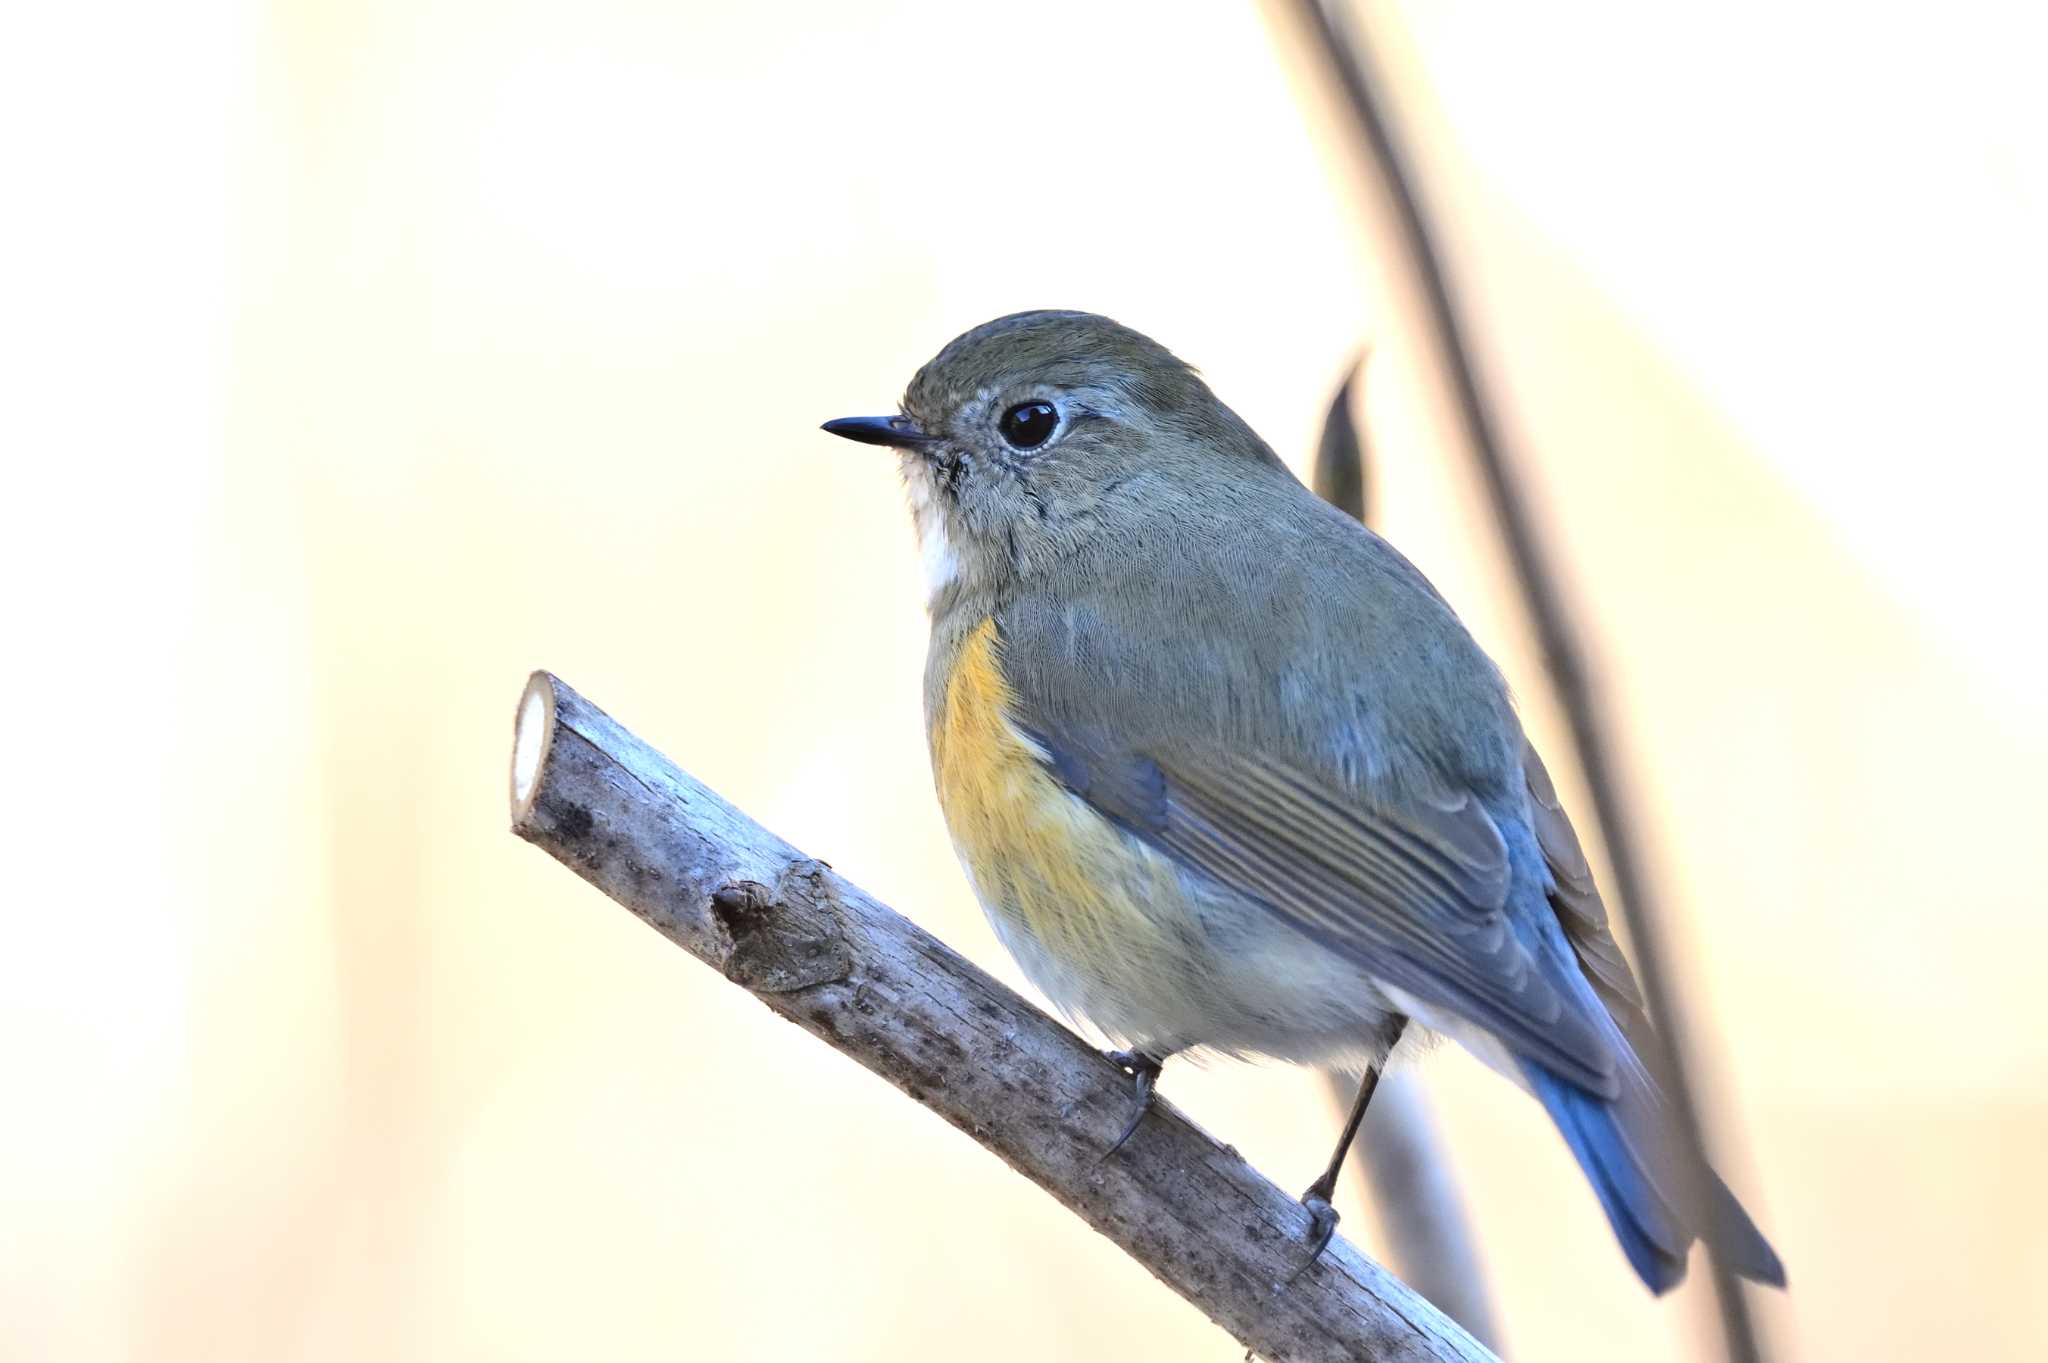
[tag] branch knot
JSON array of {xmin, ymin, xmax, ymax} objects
[{"xmin": 710, "ymin": 860, "xmax": 854, "ymax": 993}]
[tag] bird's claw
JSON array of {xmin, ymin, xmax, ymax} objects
[
  {"xmin": 1287, "ymin": 1190, "xmax": 1341, "ymax": 1284},
  {"xmin": 1101, "ymin": 1049, "xmax": 1164, "ymax": 1158}
]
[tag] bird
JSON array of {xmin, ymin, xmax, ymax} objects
[{"xmin": 822, "ymin": 309, "xmax": 1784, "ymax": 1293}]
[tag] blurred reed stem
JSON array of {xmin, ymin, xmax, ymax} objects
[
  {"xmin": 1276, "ymin": 4, "xmax": 1770, "ymax": 1359},
  {"xmin": 1313, "ymin": 355, "xmax": 1505, "ymax": 1354}
]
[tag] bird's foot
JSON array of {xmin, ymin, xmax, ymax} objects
[
  {"xmin": 1286, "ymin": 1177, "xmax": 1342, "ymax": 1283},
  {"xmin": 1101, "ymin": 1049, "xmax": 1165, "ymax": 1157}
]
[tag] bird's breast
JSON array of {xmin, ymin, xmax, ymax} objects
[{"xmin": 927, "ymin": 619, "xmax": 1190, "ymax": 1023}]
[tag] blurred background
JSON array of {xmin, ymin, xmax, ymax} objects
[{"xmin": 6, "ymin": 2, "xmax": 2045, "ymax": 1359}]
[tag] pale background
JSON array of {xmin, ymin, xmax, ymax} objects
[{"xmin": 6, "ymin": 2, "xmax": 2045, "ymax": 1360}]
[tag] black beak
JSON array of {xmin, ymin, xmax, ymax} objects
[{"xmin": 821, "ymin": 414, "xmax": 934, "ymax": 449}]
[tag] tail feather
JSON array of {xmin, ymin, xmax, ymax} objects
[
  {"xmin": 1527, "ymin": 1062, "xmax": 1689, "ymax": 1291},
  {"xmin": 1495, "ymin": 814, "xmax": 1786, "ymax": 1292},
  {"xmin": 1526, "ymin": 1060, "xmax": 1786, "ymax": 1293}
]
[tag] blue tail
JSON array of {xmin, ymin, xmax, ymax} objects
[{"xmin": 1526, "ymin": 1060, "xmax": 1786, "ymax": 1294}]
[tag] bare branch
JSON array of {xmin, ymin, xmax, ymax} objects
[{"xmin": 509, "ymin": 671, "xmax": 1498, "ymax": 1363}]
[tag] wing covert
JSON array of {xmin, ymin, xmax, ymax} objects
[{"xmin": 1014, "ymin": 697, "xmax": 1619, "ymax": 1095}]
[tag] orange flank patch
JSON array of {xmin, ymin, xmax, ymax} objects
[{"xmin": 929, "ymin": 619, "xmax": 1181, "ymax": 977}]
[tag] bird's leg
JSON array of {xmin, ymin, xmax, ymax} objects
[
  {"xmin": 1291, "ymin": 1016, "xmax": 1408, "ymax": 1280},
  {"xmin": 1101, "ymin": 1048, "xmax": 1168, "ymax": 1157}
]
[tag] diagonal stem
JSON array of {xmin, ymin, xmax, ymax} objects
[{"xmin": 1276, "ymin": 4, "xmax": 1769, "ymax": 1359}]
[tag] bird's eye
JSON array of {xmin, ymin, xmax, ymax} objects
[{"xmin": 997, "ymin": 401, "xmax": 1059, "ymax": 450}]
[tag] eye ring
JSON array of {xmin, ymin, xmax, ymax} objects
[{"xmin": 997, "ymin": 401, "xmax": 1059, "ymax": 450}]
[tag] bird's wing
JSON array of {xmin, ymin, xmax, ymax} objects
[
  {"xmin": 1006, "ymin": 703, "xmax": 1621, "ymax": 1098},
  {"xmin": 1520, "ymin": 742, "xmax": 1648, "ymax": 1015}
]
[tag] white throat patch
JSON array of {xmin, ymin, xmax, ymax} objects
[{"xmin": 900, "ymin": 456, "xmax": 959, "ymax": 605}]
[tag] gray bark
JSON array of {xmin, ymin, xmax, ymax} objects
[{"xmin": 509, "ymin": 671, "xmax": 1498, "ymax": 1363}]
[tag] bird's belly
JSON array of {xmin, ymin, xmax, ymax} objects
[{"xmin": 930, "ymin": 621, "xmax": 1397, "ymax": 1066}]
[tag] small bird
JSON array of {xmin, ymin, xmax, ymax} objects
[{"xmin": 823, "ymin": 310, "xmax": 1784, "ymax": 1293}]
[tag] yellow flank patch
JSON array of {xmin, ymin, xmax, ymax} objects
[{"xmin": 930, "ymin": 619, "xmax": 1182, "ymax": 985}]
